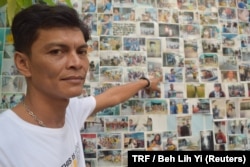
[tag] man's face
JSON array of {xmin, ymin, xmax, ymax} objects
[
  {"xmin": 27, "ymin": 27, "xmax": 89, "ymax": 99},
  {"xmin": 227, "ymin": 71, "xmax": 234, "ymax": 79},
  {"xmin": 214, "ymin": 85, "xmax": 220, "ymax": 92}
]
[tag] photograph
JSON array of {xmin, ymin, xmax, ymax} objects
[
  {"xmin": 169, "ymin": 99, "xmax": 189, "ymax": 114},
  {"xmin": 82, "ymin": 0, "xmax": 96, "ymax": 13},
  {"xmin": 165, "ymin": 38, "xmax": 180, "ymax": 51},
  {"xmin": 184, "ymin": 39, "xmax": 198, "ymax": 58},
  {"xmin": 214, "ymin": 121, "xmax": 227, "ymax": 144},
  {"xmin": 124, "ymin": 67, "xmax": 146, "ymax": 82},
  {"xmin": 86, "ymin": 59, "xmax": 100, "ymax": 82},
  {"xmin": 197, "ymin": 0, "xmax": 217, "ymax": 12},
  {"xmin": 146, "ymin": 38, "xmax": 161, "ymax": 58},
  {"xmin": 200, "ymin": 68, "xmax": 219, "ymax": 82},
  {"xmin": 221, "ymin": 21, "xmax": 238, "ymax": 34},
  {"xmin": 127, "ymin": 115, "xmax": 153, "ymax": 132},
  {"xmin": 100, "ymin": 36, "xmax": 122, "ymax": 51},
  {"xmin": 144, "ymin": 99, "xmax": 168, "ymax": 114},
  {"xmin": 147, "ymin": 58, "xmax": 162, "ymax": 78},
  {"xmin": 186, "ymin": 83, "xmax": 205, "ymax": 98},
  {"xmin": 99, "ymin": 67, "xmax": 123, "ymax": 82},
  {"xmin": 164, "ymin": 83, "xmax": 185, "ymax": 98},
  {"xmin": 139, "ymin": 22, "xmax": 156, "ymax": 36},
  {"xmin": 112, "ymin": 7, "xmax": 134, "ymax": 22},
  {"xmin": 81, "ymin": 133, "xmax": 97, "ymax": 159},
  {"xmin": 146, "ymin": 132, "xmax": 163, "ymax": 151},
  {"xmin": 156, "ymin": 0, "xmax": 177, "ymax": 8},
  {"xmin": 180, "ymin": 24, "xmax": 200, "ymax": 38},
  {"xmin": 202, "ymin": 39, "xmax": 221, "ymax": 53},
  {"xmin": 121, "ymin": 99, "xmax": 145, "ymax": 115},
  {"xmin": 199, "ymin": 12, "xmax": 218, "ymax": 25},
  {"xmin": 185, "ymin": 59, "xmax": 199, "ymax": 82},
  {"xmin": 82, "ymin": 13, "xmax": 97, "ymax": 35},
  {"xmin": 227, "ymin": 134, "xmax": 248, "ymax": 150},
  {"xmin": 159, "ymin": 23, "xmax": 180, "ymax": 37},
  {"xmin": 98, "ymin": 14, "xmax": 113, "ymax": 36},
  {"xmin": 97, "ymin": 150, "xmax": 122, "ymax": 166},
  {"xmin": 112, "ymin": 22, "xmax": 136, "ymax": 36},
  {"xmin": 221, "ymin": 70, "xmax": 238, "ymax": 83},
  {"xmin": 201, "ymin": 26, "xmax": 219, "ymax": 39},
  {"xmin": 85, "ymin": 160, "xmax": 96, "ymax": 167},
  {"xmin": 105, "ymin": 116, "xmax": 128, "ymax": 132},
  {"xmin": 122, "ymin": 52, "xmax": 147, "ymax": 67},
  {"xmin": 191, "ymin": 98, "xmax": 210, "ymax": 114},
  {"xmin": 177, "ymin": 0, "xmax": 197, "ymax": 10},
  {"xmin": 81, "ymin": 117, "xmax": 105, "ymax": 133},
  {"xmin": 239, "ymin": 64, "xmax": 250, "ymax": 81},
  {"xmin": 0, "ymin": 11, "xmax": 6, "ymax": 27},
  {"xmin": 178, "ymin": 136, "xmax": 200, "ymax": 151},
  {"xmin": 199, "ymin": 53, "xmax": 218, "ymax": 67},
  {"xmin": 1, "ymin": 76, "xmax": 26, "ymax": 93},
  {"xmin": 96, "ymin": 105, "xmax": 120, "ymax": 116},
  {"xmin": 177, "ymin": 116, "xmax": 192, "ymax": 137},
  {"xmin": 226, "ymin": 99, "xmax": 238, "ymax": 118},
  {"xmin": 218, "ymin": 7, "xmax": 237, "ymax": 20},
  {"xmin": 207, "ymin": 83, "xmax": 226, "ymax": 98},
  {"xmin": 158, "ymin": 9, "xmax": 172, "ymax": 23},
  {"xmin": 227, "ymin": 83, "xmax": 246, "ymax": 97},
  {"xmin": 1, "ymin": 58, "xmax": 20, "ymax": 76},
  {"xmin": 179, "ymin": 11, "xmax": 199, "ymax": 24},
  {"xmin": 221, "ymin": 33, "xmax": 238, "ymax": 47},
  {"xmin": 100, "ymin": 51, "xmax": 123, "ymax": 66},
  {"xmin": 97, "ymin": 133, "xmax": 121, "ymax": 150},
  {"xmin": 162, "ymin": 131, "xmax": 177, "ymax": 151},
  {"xmin": 87, "ymin": 36, "xmax": 99, "ymax": 57},
  {"xmin": 123, "ymin": 37, "xmax": 146, "ymax": 51},
  {"xmin": 136, "ymin": 8, "xmax": 157, "ymax": 22},
  {"xmin": 124, "ymin": 132, "xmax": 145, "ymax": 149},
  {"xmin": 3, "ymin": 44, "xmax": 15, "ymax": 59},
  {"xmin": 200, "ymin": 130, "xmax": 214, "ymax": 151},
  {"xmin": 0, "ymin": 93, "xmax": 25, "ymax": 109},
  {"xmin": 211, "ymin": 99, "xmax": 226, "ymax": 119},
  {"xmin": 239, "ymin": 98, "xmax": 250, "ymax": 118},
  {"xmin": 163, "ymin": 52, "xmax": 184, "ymax": 67},
  {"xmin": 164, "ymin": 67, "xmax": 183, "ymax": 83}
]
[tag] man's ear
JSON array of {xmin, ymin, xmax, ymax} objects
[{"xmin": 14, "ymin": 52, "xmax": 32, "ymax": 77}]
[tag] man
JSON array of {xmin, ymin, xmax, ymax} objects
[
  {"xmin": 209, "ymin": 83, "xmax": 225, "ymax": 98},
  {"xmin": 223, "ymin": 70, "xmax": 237, "ymax": 82},
  {"xmin": 167, "ymin": 83, "xmax": 176, "ymax": 98},
  {"xmin": 212, "ymin": 105, "xmax": 220, "ymax": 119},
  {"xmin": 0, "ymin": 4, "xmax": 161, "ymax": 167},
  {"xmin": 168, "ymin": 68, "xmax": 175, "ymax": 82},
  {"xmin": 180, "ymin": 121, "xmax": 190, "ymax": 137}
]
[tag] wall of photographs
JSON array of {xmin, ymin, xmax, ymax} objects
[{"xmin": 0, "ymin": 0, "xmax": 250, "ymax": 166}]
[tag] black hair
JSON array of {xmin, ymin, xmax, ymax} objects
[{"xmin": 11, "ymin": 4, "xmax": 90, "ymax": 55}]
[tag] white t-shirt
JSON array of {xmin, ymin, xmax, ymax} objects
[{"xmin": 0, "ymin": 96, "xmax": 96, "ymax": 167}]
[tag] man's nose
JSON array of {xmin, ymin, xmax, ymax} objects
[{"xmin": 67, "ymin": 52, "xmax": 83, "ymax": 69}]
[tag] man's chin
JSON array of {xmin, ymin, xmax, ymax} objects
[{"xmin": 67, "ymin": 89, "xmax": 84, "ymax": 98}]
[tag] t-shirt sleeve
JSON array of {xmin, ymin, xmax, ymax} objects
[{"xmin": 67, "ymin": 96, "xmax": 96, "ymax": 129}]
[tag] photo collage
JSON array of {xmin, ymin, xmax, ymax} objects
[{"xmin": 0, "ymin": 0, "xmax": 250, "ymax": 166}]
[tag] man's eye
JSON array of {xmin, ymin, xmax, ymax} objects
[
  {"xmin": 78, "ymin": 50, "xmax": 87, "ymax": 56},
  {"xmin": 49, "ymin": 49, "xmax": 62, "ymax": 55}
]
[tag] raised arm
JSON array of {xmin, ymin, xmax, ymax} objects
[{"xmin": 93, "ymin": 77, "xmax": 162, "ymax": 114}]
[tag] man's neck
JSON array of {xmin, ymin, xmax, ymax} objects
[{"xmin": 12, "ymin": 96, "xmax": 69, "ymax": 128}]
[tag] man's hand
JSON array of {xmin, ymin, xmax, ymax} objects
[{"xmin": 145, "ymin": 76, "xmax": 162, "ymax": 95}]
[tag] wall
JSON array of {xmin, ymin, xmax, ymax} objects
[{"xmin": 0, "ymin": 0, "xmax": 250, "ymax": 166}]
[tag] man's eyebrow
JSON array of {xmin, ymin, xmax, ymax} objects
[
  {"xmin": 43, "ymin": 43, "xmax": 88, "ymax": 49},
  {"xmin": 80, "ymin": 44, "xmax": 88, "ymax": 49}
]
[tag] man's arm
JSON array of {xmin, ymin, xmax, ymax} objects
[{"xmin": 92, "ymin": 77, "xmax": 161, "ymax": 114}]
